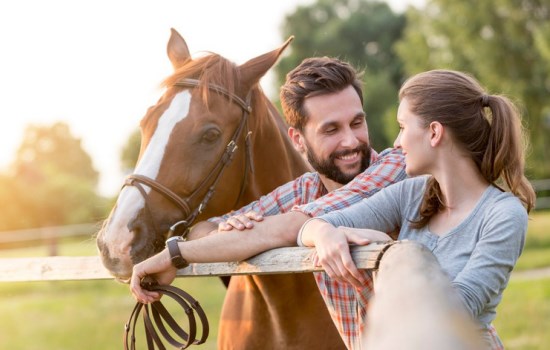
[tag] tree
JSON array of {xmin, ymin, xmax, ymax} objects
[
  {"xmin": 395, "ymin": 0, "xmax": 550, "ymax": 178},
  {"xmin": 275, "ymin": 0, "xmax": 406, "ymax": 150},
  {"xmin": 0, "ymin": 122, "xmax": 107, "ymax": 229},
  {"xmin": 120, "ymin": 128, "xmax": 141, "ymax": 173}
]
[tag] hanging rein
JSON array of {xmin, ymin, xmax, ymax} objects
[{"xmin": 123, "ymin": 78, "xmax": 254, "ymax": 240}]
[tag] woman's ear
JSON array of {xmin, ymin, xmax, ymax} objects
[
  {"xmin": 288, "ymin": 127, "xmax": 306, "ymax": 153},
  {"xmin": 429, "ymin": 121, "xmax": 444, "ymax": 147}
]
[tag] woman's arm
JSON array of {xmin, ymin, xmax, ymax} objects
[
  {"xmin": 299, "ymin": 218, "xmax": 393, "ymax": 288},
  {"xmin": 451, "ymin": 198, "xmax": 527, "ymax": 319}
]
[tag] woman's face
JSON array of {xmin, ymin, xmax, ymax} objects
[{"xmin": 394, "ymin": 98, "xmax": 432, "ymax": 176}]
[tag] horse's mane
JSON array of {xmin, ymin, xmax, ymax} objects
[{"xmin": 162, "ymin": 53, "xmax": 270, "ymax": 120}]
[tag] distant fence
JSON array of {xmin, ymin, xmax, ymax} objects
[
  {"xmin": 0, "ymin": 223, "xmax": 97, "ymax": 244},
  {"xmin": 533, "ymin": 179, "xmax": 550, "ymax": 210},
  {"xmin": 0, "ymin": 223, "xmax": 98, "ymax": 253}
]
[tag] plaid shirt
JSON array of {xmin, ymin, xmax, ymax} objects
[
  {"xmin": 208, "ymin": 148, "xmax": 406, "ymax": 224},
  {"xmin": 209, "ymin": 148, "xmax": 406, "ymax": 349},
  {"xmin": 295, "ymin": 148, "xmax": 405, "ymax": 349}
]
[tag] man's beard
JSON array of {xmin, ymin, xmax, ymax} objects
[{"xmin": 306, "ymin": 142, "xmax": 371, "ymax": 185}]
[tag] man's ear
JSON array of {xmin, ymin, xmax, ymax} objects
[
  {"xmin": 288, "ymin": 127, "xmax": 306, "ymax": 153},
  {"xmin": 429, "ymin": 121, "xmax": 444, "ymax": 147}
]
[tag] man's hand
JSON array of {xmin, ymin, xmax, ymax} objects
[
  {"xmin": 218, "ymin": 211, "xmax": 264, "ymax": 231},
  {"xmin": 130, "ymin": 249, "xmax": 178, "ymax": 304}
]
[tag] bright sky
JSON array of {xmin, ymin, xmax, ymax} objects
[{"xmin": 0, "ymin": 0, "xmax": 420, "ymax": 196}]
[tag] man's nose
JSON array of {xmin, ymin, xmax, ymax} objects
[{"xmin": 341, "ymin": 128, "xmax": 360, "ymax": 148}]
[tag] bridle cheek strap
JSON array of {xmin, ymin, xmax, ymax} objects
[{"xmin": 122, "ymin": 78, "xmax": 253, "ymax": 238}]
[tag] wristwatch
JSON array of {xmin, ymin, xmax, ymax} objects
[{"xmin": 166, "ymin": 236, "xmax": 189, "ymax": 269}]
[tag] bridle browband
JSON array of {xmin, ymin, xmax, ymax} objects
[{"xmin": 123, "ymin": 78, "xmax": 253, "ymax": 239}]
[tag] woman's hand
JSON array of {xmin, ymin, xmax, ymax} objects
[
  {"xmin": 218, "ymin": 211, "xmax": 264, "ymax": 231},
  {"xmin": 306, "ymin": 222, "xmax": 393, "ymax": 288},
  {"xmin": 129, "ymin": 249, "xmax": 178, "ymax": 304}
]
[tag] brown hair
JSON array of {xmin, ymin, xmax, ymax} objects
[
  {"xmin": 280, "ymin": 57, "xmax": 363, "ymax": 131},
  {"xmin": 399, "ymin": 69, "xmax": 536, "ymax": 228}
]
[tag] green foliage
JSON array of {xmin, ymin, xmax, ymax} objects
[
  {"xmin": 0, "ymin": 122, "xmax": 107, "ymax": 230},
  {"xmin": 276, "ymin": 0, "xmax": 406, "ymax": 151},
  {"xmin": 120, "ymin": 128, "xmax": 141, "ymax": 172},
  {"xmin": 396, "ymin": 0, "xmax": 550, "ymax": 178},
  {"xmin": 14, "ymin": 122, "xmax": 98, "ymax": 183}
]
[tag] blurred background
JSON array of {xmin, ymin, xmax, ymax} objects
[{"xmin": 1, "ymin": 0, "xmax": 549, "ymax": 349}]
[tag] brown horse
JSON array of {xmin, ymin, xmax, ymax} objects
[{"xmin": 96, "ymin": 29, "xmax": 345, "ymax": 349}]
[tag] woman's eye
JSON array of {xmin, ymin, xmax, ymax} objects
[{"xmin": 201, "ymin": 129, "xmax": 221, "ymax": 144}]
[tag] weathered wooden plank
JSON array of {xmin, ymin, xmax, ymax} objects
[
  {"xmin": 363, "ymin": 241, "xmax": 483, "ymax": 349},
  {"xmin": 0, "ymin": 256, "xmax": 113, "ymax": 282},
  {"xmin": 0, "ymin": 243, "xmax": 388, "ymax": 282}
]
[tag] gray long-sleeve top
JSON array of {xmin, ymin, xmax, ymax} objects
[{"xmin": 320, "ymin": 176, "xmax": 528, "ymax": 327}]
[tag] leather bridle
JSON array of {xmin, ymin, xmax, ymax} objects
[{"xmin": 123, "ymin": 78, "xmax": 253, "ymax": 239}]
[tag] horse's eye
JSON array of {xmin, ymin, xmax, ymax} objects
[{"xmin": 201, "ymin": 128, "xmax": 221, "ymax": 144}]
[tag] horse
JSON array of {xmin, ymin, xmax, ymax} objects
[{"xmin": 96, "ymin": 29, "xmax": 346, "ymax": 349}]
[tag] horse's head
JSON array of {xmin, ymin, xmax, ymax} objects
[{"xmin": 96, "ymin": 29, "xmax": 294, "ymax": 280}]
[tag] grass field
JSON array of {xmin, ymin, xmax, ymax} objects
[{"xmin": 1, "ymin": 210, "xmax": 549, "ymax": 349}]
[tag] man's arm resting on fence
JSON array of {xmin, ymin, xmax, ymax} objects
[
  {"xmin": 131, "ymin": 211, "xmax": 309, "ymax": 303},
  {"xmin": 187, "ymin": 221, "xmax": 217, "ymax": 240}
]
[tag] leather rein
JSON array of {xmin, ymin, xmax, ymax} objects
[
  {"xmin": 124, "ymin": 278, "xmax": 209, "ymax": 349},
  {"xmin": 123, "ymin": 78, "xmax": 254, "ymax": 239}
]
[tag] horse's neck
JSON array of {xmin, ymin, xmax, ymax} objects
[{"xmin": 240, "ymin": 101, "xmax": 309, "ymax": 203}]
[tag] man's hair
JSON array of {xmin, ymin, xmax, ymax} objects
[{"xmin": 280, "ymin": 57, "xmax": 363, "ymax": 131}]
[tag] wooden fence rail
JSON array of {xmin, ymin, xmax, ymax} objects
[
  {"xmin": 364, "ymin": 241, "xmax": 482, "ymax": 349},
  {"xmin": 0, "ymin": 243, "xmax": 387, "ymax": 282}
]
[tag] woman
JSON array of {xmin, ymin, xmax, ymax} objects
[{"xmin": 299, "ymin": 69, "xmax": 535, "ymax": 348}]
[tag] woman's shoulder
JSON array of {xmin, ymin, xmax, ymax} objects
[
  {"xmin": 483, "ymin": 186, "xmax": 529, "ymax": 225},
  {"xmin": 398, "ymin": 175, "xmax": 430, "ymax": 191}
]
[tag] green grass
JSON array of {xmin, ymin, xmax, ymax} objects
[
  {"xmin": 0, "ymin": 278, "xmax": 226, "ymax": 350},
  {"xmin": 0, "ymin": 237, "xmax": 226, "ymax": 350},
  {"xmin": 495, "ymin": 277, "xmax": 550, "ymax": 349}
]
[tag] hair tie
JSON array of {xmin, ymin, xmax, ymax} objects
[{"xmin": 481, "ymin": 94, "xmax": 490, "ymax": 107}]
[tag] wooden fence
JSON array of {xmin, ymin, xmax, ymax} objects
[
  {"xmin": 0, "ymin": 241, "xmax": 482, "ymax": 349},
  {"xmin": 533, "ymin": 178, "xmax": 550, "ymax": 209}
]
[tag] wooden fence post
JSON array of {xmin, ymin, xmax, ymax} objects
[{"xmin": 362, "ymin": 241, "xmax": 483, "ymax": 349}]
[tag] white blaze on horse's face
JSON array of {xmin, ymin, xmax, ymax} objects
[{"xmin": 99, "ymin": 90, "xmax": 192, "ymax": 278}]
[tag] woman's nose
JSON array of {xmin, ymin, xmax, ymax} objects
[{"xmin": 393, "ymin": 131, "xmax": 402, "ymax": 149}]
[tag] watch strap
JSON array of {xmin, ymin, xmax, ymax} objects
[{"xmin": 166, "ymin": 238, "xmax": 189, "ymax": 269}]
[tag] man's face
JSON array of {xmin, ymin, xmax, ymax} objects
[{"xmin": 299, "ymin": 85, "xmax": 371, "ymax": 184}]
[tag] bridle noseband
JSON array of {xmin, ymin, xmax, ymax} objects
[{"xmin": 123, "ymin": 78, "xmax": 253, "ymax": 239}]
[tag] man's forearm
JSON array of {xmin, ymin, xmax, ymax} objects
[
  {"xmin": 179, "ymin": 211, "xmax": 310, "ymax": 263},
  {"xmin": 187, "ymin": 221, "xmax": 218, "ymax": 240}
]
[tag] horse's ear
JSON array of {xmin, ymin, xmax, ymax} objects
[
  {"xmin": 238, "ymin": 36, "xmax": 294, "ymax": 93},
  {"xmin": 167, "ymin": 28, "xmax": 191, "ymax": 70}
]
